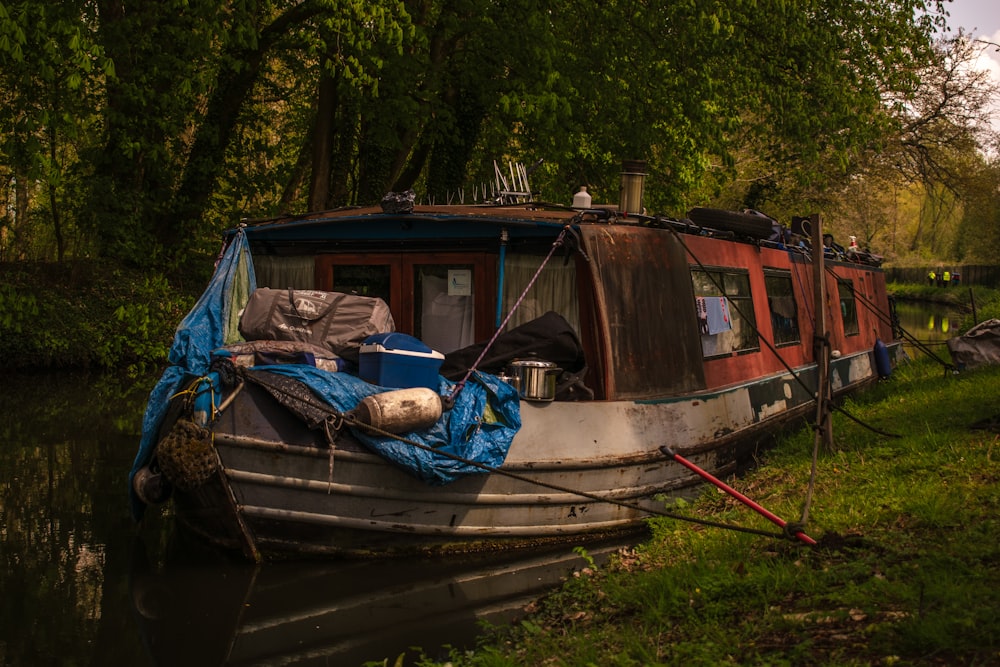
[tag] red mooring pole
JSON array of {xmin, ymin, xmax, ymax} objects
[{"xmin": 660, "ymin": 445, "xmax": 817, "ymax": 545}]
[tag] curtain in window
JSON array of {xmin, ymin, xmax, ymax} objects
[
  {"xmin": 501, "ymin": 254, "xmax": 579, "ymax": 333},
  {"xmin": 419, "ymin": 271, "xmax": 476, "ymax": 352},
  {"xmin": 253, "ymin": 256, "xmax": 316, "ymax": 290}
]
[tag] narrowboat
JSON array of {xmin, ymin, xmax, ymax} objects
[{"xmin": 129, "ymin": 182, "xmax": 901, "ymax": 560}]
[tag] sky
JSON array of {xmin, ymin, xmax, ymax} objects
[
  {"xmin": 940, "ymin": 0, "xmax": 1000, "ymax": 40},
  {"xmin": 939, "ymin": 0, "xmax": 1000, "ymax": 136}
]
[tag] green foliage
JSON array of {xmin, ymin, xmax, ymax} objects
[
  {"xmin": 0, "ymin": 283, "xmax": 39, "ymax": 334},
  {"xmin": 953, "ymin": 152, "xmax": 1000, "ymax": 262},
  {"xmin": 0, "ymin": 261, "xmax": 194, "ymax": 375},
  {"xmin": 1, "ymin": 0, "xmax": 994, "ymax": 268},
  {"xmin": 93, "ymin": 273, "xmax": 190, "ymax": 374},
  {"xmin": 449, "ymin": 0, "xmax": 963, "ymax": 221},
  {"xmin": 0, "ymin": 1, "xmax": 111, "ymax": 262},
  {"xmin": 888, "ymin": 280, "xmax": 983, "ymax": 307}
]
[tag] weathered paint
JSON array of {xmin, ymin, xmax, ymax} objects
[
  {"xmin": 580, "ymin": 225, "xmax": 705, "ymax": 399},
  {"xmin": 672, "ymin": 235, "xmax": 889, "ymax": 392}
]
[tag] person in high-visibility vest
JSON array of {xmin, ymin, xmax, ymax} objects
[
  {"xmin": 928, "ymin": 270, "xmax": 936, "ymax": 286},
  {"xmin": 943, "ymin": 270, "xmax": 951, "ymax": 287}
]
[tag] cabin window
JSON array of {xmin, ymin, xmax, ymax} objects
[
  {"xmin": 414, "ymin": 264, "xmax": 476, "ymax": 352},
  {"xmin": 764, "ymin": 270, "xmax": 800, "ymax": 346},
  {"xmin": 331, "ymin": 264, "xmax": 393, "ymax": 302},
  {"xmin": 501, "ymin": 254, "xmax": 580, "ymax": 333},
  {"xmin": 838, "ymin": 279, "xmax": 860, "ymax": 336},
  {"xmin": 691, "ymin": 268, "xmax": 759, "ymax": 357}
]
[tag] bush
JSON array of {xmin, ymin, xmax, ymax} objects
[{"xmin": 0, "ymin": 260, "xmax": 195, "ymax": 375}]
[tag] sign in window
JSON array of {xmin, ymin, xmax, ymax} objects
[{"xmin": 691, "ymin": 268, "xmax": 759, "ymax": 357}]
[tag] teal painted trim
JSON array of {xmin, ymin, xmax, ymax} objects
[{"xmin": 633, "ymin": 345, "xmax": 887, "ymax": 407}]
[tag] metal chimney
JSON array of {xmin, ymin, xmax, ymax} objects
[{"xmin": 619, "ymin": 159, "xmax": 647, "ymax": 215}]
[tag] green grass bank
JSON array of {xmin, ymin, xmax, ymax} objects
[{"xmin": 406, "ymin": 358, "xmax": 1000, "ymax": 666}]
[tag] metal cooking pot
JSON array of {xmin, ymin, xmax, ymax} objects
[{"xmin": 508, "ymin": 358, "xmax": 563, "ymax": 401}]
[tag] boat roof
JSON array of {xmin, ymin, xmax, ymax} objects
[
  {"xmin": 228, "ymin": 202, "xmax": 884, "ymax": 270},
  {"xmin": 233, "ymin": 203, "xmax": 585, "ymax": 244}
]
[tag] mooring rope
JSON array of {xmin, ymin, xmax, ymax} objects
[
  {"xmin": 828, "ymin": 265, "xmax": 956, "ymax": 372},
  {"xmin": 168, "ymin": 375, "xmax": 260, "ymax": 562},
  {"xmin": 657, "ymin": 221, "xmax": 903, "ymax": 538}
]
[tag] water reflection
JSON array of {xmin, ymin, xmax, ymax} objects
[
  {"xmin": 892, "ymin": 301, "xmax": 964, "ymax": 356},
  {"xmin": 0, "ymin": 371, "xmax": 625, "ymax": 666},
  {"xmin": 0, "ymin": 371, "xmax": 155, "ymax": 666},
  {"xmin": 130, "ymin": 532, "xmax": 618, "ymax": 666}
]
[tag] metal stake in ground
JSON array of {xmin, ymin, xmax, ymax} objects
[{"xmin": 659, "ymin": 445, "xmax": 818, "ymax": 546}]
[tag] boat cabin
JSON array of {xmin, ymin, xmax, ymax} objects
[{"xmin": 239, "ymin": 205, "xmax": 892, "ymax": 402}]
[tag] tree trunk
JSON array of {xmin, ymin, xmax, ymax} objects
[
  {"xmin": 47, "ymin": 125, "xmax": 64, "ymax": 262},
  {"xmin": 89, "ymin": 0, "xmax": 150, "ymax": 262},
  {"xmin": 279, "ymin": 132, "xmax": 314, "ymax": 215},
  {"xmin": 13, "ymin": 170, "xmax": 30, "ymax": 261},
  {"xmin": 355, "ymin": 132, "xmax": 398, "ymax": 204},
  {"xmin": 159, "ymin": 2, "xmax": 330, "ymax": 260},
  {"xmin": 308, "ymin": 61, "xmax": 338, "ymax": 212}
]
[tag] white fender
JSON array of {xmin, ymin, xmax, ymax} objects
[{"xmin": 349, "ymin": 387, "xmax": 443, "ymax": 434}]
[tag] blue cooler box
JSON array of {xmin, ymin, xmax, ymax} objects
[{"xmin": 359, "ymin": 333, "xmax": 445, "ymax": 389}]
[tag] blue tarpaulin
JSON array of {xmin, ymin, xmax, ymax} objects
[
  {"xmin": 129, "ymin": 230, "xmax": 521, "ymax": 520},
  {"xmin": 129, "ymin": 230, "xmax": 256, "ymax": 520},
  {"xmin": 258, "ymin": 365, "xmax": 520, "ymax": 485}
]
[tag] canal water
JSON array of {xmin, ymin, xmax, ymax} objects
[
  {"xmin": 892, "ymin": 300, "xmax": 966, "ymax": 360},
  {"xmin": 0, "ymin": 371, "xmax": 619, "ymax": 667}
]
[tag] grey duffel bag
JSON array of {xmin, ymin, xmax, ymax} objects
[{"xmin": 239, "ymin": 288, "xmax": 394, "ymax": 360}]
